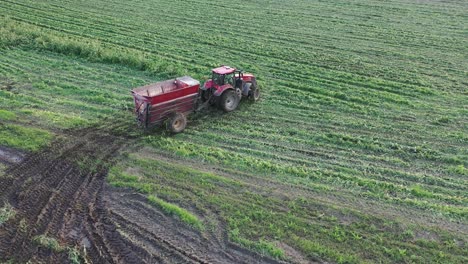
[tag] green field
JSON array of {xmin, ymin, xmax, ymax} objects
[{"xmin": 0, "ymin": 0, "xmax": 467, "ymax": 263}]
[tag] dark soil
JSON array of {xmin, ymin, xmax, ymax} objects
[{"xmin": 0, "ymin": 127, "xmax": 283, "ymax": 263}]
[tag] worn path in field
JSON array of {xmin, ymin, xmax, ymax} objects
[{"xmin": 0, "ymin": 127, "xmax": 282, "ymax": 263}]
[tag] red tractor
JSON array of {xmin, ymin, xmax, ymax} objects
[{"xmin": 201, "ymin": 66, "xmax": 260, "ymax": 112}]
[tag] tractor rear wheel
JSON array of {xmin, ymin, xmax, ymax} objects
[
  {"xmin": 167, "ymin": 113, "xmax": 187, "ymax": 133},
  {"xmin": 219, "ymin": 89, "xmax": 239, "ymax": 112}
]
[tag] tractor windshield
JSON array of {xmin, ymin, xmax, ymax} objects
[
  {"xmin": 213, "ymin": 73, "xmax": 225, "ymax": 85},
  {"xmin": 213, "ymin": 73, "xmax": 234, "ymax": 86}
]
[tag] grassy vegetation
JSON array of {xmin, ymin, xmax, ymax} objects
[
  {"xmin": 0, "ymin": 108, "xmax": 52, "ymax": 151},
  {"xmin": 148, "ymin": 195, "xmax": 204, "ymax": 230},
  {"xmin": 33, "ymin": 235, "xmax": 65, "ymax": 252},
  {"xmin": 0, "ymin": 164, "xmax": 6, "ymax": 177},
  {"xmin": 0, "ymin": 110, "xmax": 16, "ymax": 121},
  {"xmin": 0, "ymin": 203, "xmax": 15, "ymax": 225},
  {"xmin": 0, "ymin": 0, "xmax": 467, "ymax": 263},
  {"xmin": 33, "ymin": 235, "xmax": 85, "ymax": 264},
  {"xmin": 0, "ymin": 123, "xmax": 53, "ymax": 151}
]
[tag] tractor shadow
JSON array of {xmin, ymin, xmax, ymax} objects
[{"xmin": 188, "ymin": 99, "xmax": 258, "ymax": 132}]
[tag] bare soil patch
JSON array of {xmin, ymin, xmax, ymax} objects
[{"xmin": 0, "ymin": 127, "xmax": 283, "ymax": 263}]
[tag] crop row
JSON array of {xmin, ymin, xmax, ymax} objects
[
  {"xmin": 1, "ymin": 27, "xmax": 465, "ymax": 217},
  {"xmin": 1, "ymin": 0, "xmax": 466, "ymax": 92}
]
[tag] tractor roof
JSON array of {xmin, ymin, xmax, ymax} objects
[{"xmin": 212, "ymin": 65, "xmax": 236, "ymax": 74}]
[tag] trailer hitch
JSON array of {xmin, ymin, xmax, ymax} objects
[{"xmin": 195, "ymin": 90, "xmax": 213, "ymax": 112}]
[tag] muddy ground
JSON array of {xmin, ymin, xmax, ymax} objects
[{"xmin": 0, "ymin": 127, "xmax": 282, "ymax": 263}]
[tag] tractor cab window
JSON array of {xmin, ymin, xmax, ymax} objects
[
  {"xmin": 213, "ymin": 73, "xmax": 234, "ymax": 86},
  {"xmin": 213, "ymin": 73, "xmax": 224, "ymax": 85},
  {"xmin": 225, "ymin": 73, "xmax": 234, "ymax": 85}
]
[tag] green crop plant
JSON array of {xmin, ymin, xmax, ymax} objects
[{"xmin": 0, "ymin": 110, "xmax": 16, "ymax": 121}]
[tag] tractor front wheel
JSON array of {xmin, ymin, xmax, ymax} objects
[
  {"xmin": 167, "ymin": 113, "xmax": 187, "ymax": 133},
  {"xmin": 249, "ymin": 86, "xmax": 260, "ymax": 102},
  {"xmin": 219, "ymin": 90, "xmax": 239, "ymax": 112}
]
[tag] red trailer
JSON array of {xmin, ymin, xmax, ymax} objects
[{"xmin": 131, "ymin": 76, "xmax": 200, "ymax": 133}]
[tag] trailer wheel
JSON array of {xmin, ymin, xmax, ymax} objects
[
  {"xmin": 219, "ymin": 89, "xmax": 239, "ymax": 112},
  {"xmin": 167, "ymin": 113, "xmax": 187, "ymax": 133}
]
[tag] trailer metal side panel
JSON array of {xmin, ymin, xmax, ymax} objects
[
  {"xmin": 147, "ymin": 93, "xmax": 198, "ymax": 126},
  {"xmin": 131, "ymin": 76, "xmax": 200, "ymax": 129}
]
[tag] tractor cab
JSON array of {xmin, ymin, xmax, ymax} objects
[{"xmin": 211, "ymin": 66, "xmax": 237, "ymax": 87}]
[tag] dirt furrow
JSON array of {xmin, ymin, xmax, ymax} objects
[
  {"xmin": 110, "ymin": 210, "xmax": 206, "ymax": 263},
  {"xmin": 0, "ymin": 128, "xmax": 124, "ymax": 263}
]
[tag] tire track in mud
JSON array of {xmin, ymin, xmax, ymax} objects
[
  {"xmin": 0, "ymin": 127, "xmax": 139, "ymax": 263},
  {"xmin": 0, "ymin": 127, "xmax": 283, "ymax": 263},
  {"xmin": 105, "ymin": 189, "xmax": 281, "ymax": 264}
]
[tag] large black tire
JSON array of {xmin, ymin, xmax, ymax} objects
[
  {"xmin": 219, "ymin": 89, "xmax": 239, "ymax": 112},
  {"xmin": 248, "ymin": 84, "xmax": 260, "ymax": 102},
  {"xmin": 167, "ymin": 113, "xmax": 187, "ymax": 133}
]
